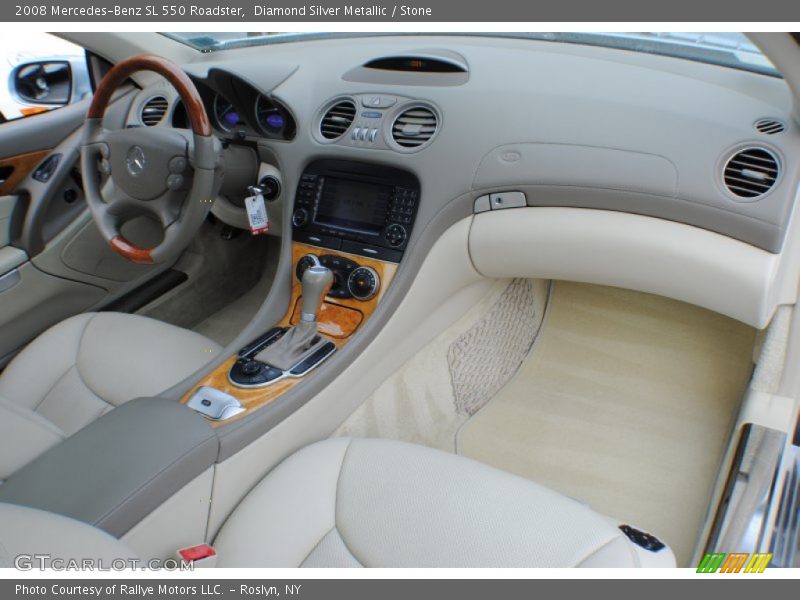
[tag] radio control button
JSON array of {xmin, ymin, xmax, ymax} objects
[
  {"xmin": 352, "ymin": 127, "xmax": 361, "ymax": 140},
  {"xmin": 368, "ymin": 129, "xmax": 378, "ymax": 142},
  {"xmin": 294, "ymin": 231, "xmax": 341, "ymax": 250},
  {"xmin": 292, "ymin": 208, "xmax": 309, "ymax": 228},
  {"xmin": 384, "ymin": 223, "xmax": 407, "ymax": 247},
  {"xmin": 340, "ymin": 241, "xmax": 401, "ymax": 262}
]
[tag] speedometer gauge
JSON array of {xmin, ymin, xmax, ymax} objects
[
  {"xmin": 255, "ymin": 94, "xmax": 285, "ymax": 133},
  {"xmin": 213, "ymin": 93, "xmax": 241, "ymax": 132}
]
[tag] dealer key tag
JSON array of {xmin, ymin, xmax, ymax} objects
[{"xmin": 245, "ymin": 192, "xmax": 269, "ymax": 235}]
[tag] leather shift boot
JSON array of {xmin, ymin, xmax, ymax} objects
[{"xmin": 254, "ymin": 321, "xmax": 327, "ymax": 371}]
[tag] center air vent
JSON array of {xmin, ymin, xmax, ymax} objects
[
  {"xmin": 320, "ymin": 100, "xmax": 356, "ymax": 140},
  {"xmin": 391, "ymin": 106, "xmax": 438, "ymax": 149},
  {"xmin": 723, "ymin": 147, "xmax": 780, "ymax": 199},
  {"xmin": 140, "ymin": 96, "xmax": 168, "ymax": 126}
]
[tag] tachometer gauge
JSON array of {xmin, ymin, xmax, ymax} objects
[
  {"xmin": 255, "ymin": 94, "xmax": 285, "ymax": 133},
  {"xmin": 213, "ymin": 93, "xmax": 241, "ymax": 132}
]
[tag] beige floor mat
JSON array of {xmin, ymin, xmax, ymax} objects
[
  {"xmin": 457, "ymin": 281, "xmax": 756, "ymax": 566},
  {"xmin": 336, "ymin": 279, "xmax": 549, "ymax": 451},
  {"xmin": 192, "ymin": 262, "xmax": 277, "ymax": 346}
]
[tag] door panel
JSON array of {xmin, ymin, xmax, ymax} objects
[
  {"xmin": 0, "ymin": 246, "xmax": 26, "ymax": 275},
  {"xmin": 0, "ymin": 97, "xmax": 88, "ymax": 158},
  {"xmin": 0, "ymin": 85, "xmax": 176, "ymax": 366},
  {"xmin": 0, "ymin": 150, "xmax": 51, "ymax": 196},
  {"xmin": 0, "ymin": 195, "xmax": 17, "ymax": 246}
]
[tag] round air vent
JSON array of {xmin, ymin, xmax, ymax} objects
[
  {"xmin": 754, "ymin": 118, "xmax": 786, "ymax": 135},
  {"xmin": 140, "ymin": 95, "xmax": 168, "ymax": 126},
  {"xmin": 723, "ymin": 147, "xmax": 780, "ymax": 199},
  {"xmin": 391, "ymin": 105, "xmax": 438, "ymax": 149},
  {"xmin": 320, "ymin": 100, "xmax": 356, "ymax": 140}
]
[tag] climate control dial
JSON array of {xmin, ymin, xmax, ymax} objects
[
  {"xmin": 347, "ymin": 266, "xmax": 380, "ymax": 301},
  {"xmin": 295, "ymin": 254, "xmax": 320, "ymax": 281}
]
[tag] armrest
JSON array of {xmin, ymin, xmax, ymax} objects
[{"xmin": 0, "ymin": 397, "xmax": 218, "ymax": 537}]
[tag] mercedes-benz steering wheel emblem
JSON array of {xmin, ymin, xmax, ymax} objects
[{"xmin": 126, "ymin": 145, "xmax": 146, "ymax": 177}]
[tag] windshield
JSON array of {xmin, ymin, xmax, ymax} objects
[{"xmin": 163, "ymin": 32, "xmax": 778, "ymax": 77}]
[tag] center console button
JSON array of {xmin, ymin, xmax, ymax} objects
[
  {"xmin": 293, "ymin": 230, "xmax": 342, "ymax": 250},
  {"xmin": 292, "ymin": 208, "xmax": 309, "ymax": 228},
  {"xmin": 384, "ymin": 223, "xmax": 407, "ymax": 247},
  {"xmin": 362, "ymin": 95, "xmax": 397, "ymax": 109},
  {"xmin": 187, "ymin": 386, "xmax": 244, "ymax": 421},
  {"xmin": 240, "ymin": 360, "xmax": 263, "ymax": 376},
  {"xmin": 340, "ymin": 240, "xmax": 402, "ymax": 263}
]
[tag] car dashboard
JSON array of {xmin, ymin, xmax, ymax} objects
[{"xmin": 123, "ymin": 34, "xmax": 800, "ymax": 328}]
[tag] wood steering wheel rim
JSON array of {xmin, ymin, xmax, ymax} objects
[{"xmin": 87, "ymin": 54, "xmax": 212, "ymax": 263}]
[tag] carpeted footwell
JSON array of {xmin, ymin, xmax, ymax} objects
[
  {"xmin": 457, "ymin": 281, "xmax": 756, "ymax": 566},
  {"xmin": 335, "ymin": 279, "xmax": 549, "ymax": 451}
]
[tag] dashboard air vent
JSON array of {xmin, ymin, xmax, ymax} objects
[
  {"xmin": 141, "ymin": 96, "xmax": 168, "ymax": 126},
  {"xmin": 723, "ymin": 147, "xmax": 780, "ymax": 199},
  {"xmin": 391, "ymin": 106, "xmax": 438, "ymax": 149},
  {"xmin": 320, "ymin": 100, "xmax": 356, "ymax": 139},
  {"xmin": 754, "ymin": 118, "xmax": 786, "ymax": 135}
]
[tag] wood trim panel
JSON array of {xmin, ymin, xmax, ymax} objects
[
  {"xmin": 181, "ymin": 242, "xmax": 398, "ymax": 426},
  {"xmin": 0, "ymin": 149, "xmax": 51, "ymax": 195},
  {"xmin": 284, "ymin": 242, "xmax": 396, "ymax": 328},
  {"xmin": 289, "ymin": 298, "xmax": 363, "ymax": 339}
]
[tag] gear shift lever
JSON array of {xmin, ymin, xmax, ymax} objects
[
  {"xmin": 300, "ymin": 265, "xmax": 333, "ymax": 323},
  {"xmin": 253, "ymin": 264, "xmax": 333, "ymax": 371}
]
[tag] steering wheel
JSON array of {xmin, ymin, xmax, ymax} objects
[{"xmin": 81, "ymin": 54, "xmax": 220, "ymax": 264}]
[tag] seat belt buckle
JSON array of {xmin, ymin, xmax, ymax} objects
[{"xmin": 176, "ymin": 543, "xmax": 217, "ymax": 568}]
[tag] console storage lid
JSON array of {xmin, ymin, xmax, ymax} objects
[{"xmin": 0, "ymin": 397, "xmax": 218, "ymax": 537}]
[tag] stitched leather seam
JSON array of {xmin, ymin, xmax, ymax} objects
[
  {"xmin": 30, "ymin": 315, "xmax": 94, "ymax": 412},
  {"xmin": 305, "ymin": 528, "xmax": 362, "ymax": 568},
  {"xmin": 332, "ymin": 439, "xmax": 367, "ymax": 567},
  {"xmin": 299, "ymin": 527, "xmax": 335, "ymax": 566},
  {"xmin": 1, "ymin": 397, "xmax": 66, "ymax": 438},
  {"xmin": 73, "ymin": 313, "xmax": 110, "ymax": 405}
]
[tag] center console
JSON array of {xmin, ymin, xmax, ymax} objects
[{"xmin": 182, "ymin": 160, "xmax": 416, "ymax": 425}]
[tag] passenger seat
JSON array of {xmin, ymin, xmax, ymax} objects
[{"xmin": 0, "ymin": 438, "xmax": 676, "ymax": 568}]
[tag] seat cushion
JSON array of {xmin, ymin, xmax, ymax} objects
[
  {"xmin": 213, "ymin": 438, "xmax": 675, "ymax": 567},
  {"xmin": 0, "ymin": 312, "xmax": 220, "ymax": 478},
  {"xmin": 0, "ymin": 502, "xmax": 137, "ymax": 568}
]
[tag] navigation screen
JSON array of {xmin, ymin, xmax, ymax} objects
[{"xmin": 314, "ymin": 177, "xmax": 391, "ymax": 235}]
